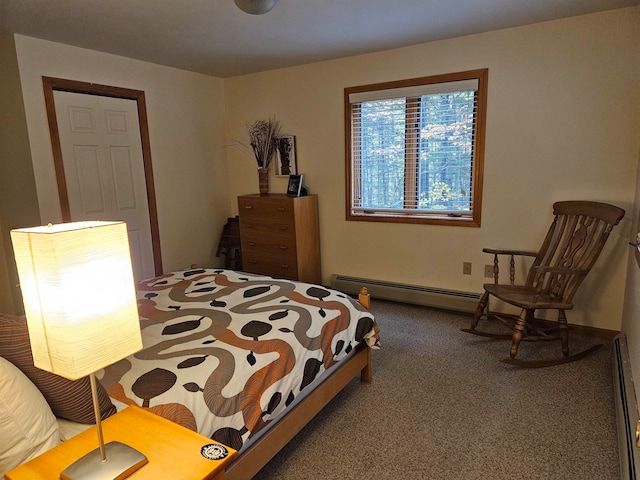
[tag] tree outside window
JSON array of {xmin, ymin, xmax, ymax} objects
[{"xmin": 345, "ymin": 69, "xmax": 488, "ymax": 226}]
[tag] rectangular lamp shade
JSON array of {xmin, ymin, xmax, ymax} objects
[{"xmin": 11, "ymin": 221, "xmax": 142, "ymax": 381}]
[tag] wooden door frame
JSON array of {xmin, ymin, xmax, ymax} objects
[{"xmin": 42, "ymin": 76, "xmax": 163, "ymax": 276}]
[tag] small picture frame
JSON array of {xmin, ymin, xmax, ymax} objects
[
  {"xmin": 287, "ymin": 174, "xmax": 303, "ymax": 197},
  {"xmin": 276, "ymin": 136, "xmax": 297, "ymax": 176}
]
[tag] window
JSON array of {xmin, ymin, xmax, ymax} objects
[{"xmin": 345, "ymin": 69, "xmax": 488, "ymax": 226}]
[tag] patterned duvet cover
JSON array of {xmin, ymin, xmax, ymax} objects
[{"xmin": 99, "ymin": 269, "xmax": 380, "ymax": 452}]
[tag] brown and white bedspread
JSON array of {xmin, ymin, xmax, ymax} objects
[{"xmin": 99, "ymin": 269, "xmax": 380, "ymax": 452}]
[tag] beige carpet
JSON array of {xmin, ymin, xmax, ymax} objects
[{"xmin": 252, "ymin": 300, "xmax": 619, "ymax": 479}]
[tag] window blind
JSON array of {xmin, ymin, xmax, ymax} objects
[
  {"xmin": 349, "ymin": 84, "xmax": 478, "ymax": 214},
  {"xmin": 348, "ymin": 79, "xmax": 479, "ymax": 104}
]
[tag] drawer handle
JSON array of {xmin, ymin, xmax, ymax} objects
[
  {"xmin": 278, "ymin": 226, "xmax": 288, "ymax": 231},
  {"xmin": 246, "ymin": 224, "xmax": 255, "ymax": 229},
  {"xmin": 280, "ymin": 264, "xmax": 290, "ymax": 269},
  {"xmin": 277, "ymin": 207, "xmax": 285, "ymax": 211},
  {"xmin": 249, "ymin": 259, "xmax": 257, "ymax": 264},
  {"xmin": 244, "ymin": 205, "xmax": 253, "ymax": 210},
  {"xmin": 279, "ymin": 246, "xmax": 288, "ymax": 250},
  {"xmin": 247, "ymin": 242, "xmax": 256, "ymax": 246}
]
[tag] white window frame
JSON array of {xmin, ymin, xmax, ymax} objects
[{"xmin": 345, "ymin": 69, "xmax": 488, "ymax": 227}]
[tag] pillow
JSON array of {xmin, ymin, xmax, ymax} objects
[
  {"xmin": 0, "ymin": 356, "xmax": 60, "ymax": 476},
  {"xmin": 0, "ymin": 313, "xmax": 116, "ymax": 424}
]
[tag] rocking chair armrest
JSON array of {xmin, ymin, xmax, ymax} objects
[
  {"xmin": 530, "ymin": 266, "xmax": 589, "ymax": 276},
  {"xmin": 482, "ymin": 248, "xmax": 538, "ymax": 258},
  {"xmin": 482, "ymin": 248, "xmax": 539, "ymax": 285}
]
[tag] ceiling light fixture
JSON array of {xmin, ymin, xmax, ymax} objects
[{"xmin": 234, "ymin": 0, "xmax": 278, "ymax": 15}]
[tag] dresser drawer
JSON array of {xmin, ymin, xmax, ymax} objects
[
  {"xmin": 242, "ymin": 252, "xmax": 298, "ymax": 280},
  {"xmin": 238, "ymin": 196, "xmax": 295, "ymax": 221},
  {"xmin": 241, "ymin": 233, "xmax": 296, "ymax": 258},
  {"xmin": 239, "ymin": 218, "xmax": 294, "ymax": 237}
]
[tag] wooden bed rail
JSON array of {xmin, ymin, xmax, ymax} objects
[{"xmin": 224, "ymin": 345, "xmax": 372, "ymax": 479}]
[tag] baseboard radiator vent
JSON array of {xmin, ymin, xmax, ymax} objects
[
  {"xmin": 330, "ymin": 274, "xmax": 480, "ymax": 313},
  {"xmin": 613, "ymin": 334, "xmax": 640, "ymax": 480}
]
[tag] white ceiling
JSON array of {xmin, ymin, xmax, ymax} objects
[{"xmin": 0, "ymin": 0, "xmax": 637, "ymax": 78}]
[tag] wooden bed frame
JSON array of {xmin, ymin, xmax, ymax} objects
[{"xmin": 224, "ymin": 287, "xmax": 373, "ymax": 480}]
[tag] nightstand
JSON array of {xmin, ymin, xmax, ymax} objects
[{"xmin": 5, "ymin": 406, "xmax": 237, "ymax": 480}]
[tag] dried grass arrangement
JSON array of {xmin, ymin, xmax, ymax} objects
[
  {"xmin": 236, "ymin": 117, "xmax": 282, "ymax": 170},
  {"xmin": 232, "ymin": 117, "xmax": 282, "ymax": 194}
]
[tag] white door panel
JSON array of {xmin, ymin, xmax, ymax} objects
[
  {"xmin": 73, "ymin": 145, "xmax": 107, "ymax": 216},
  {"xmin": 127, "ymin": 228, "xmax": 144, "ymax": 283},
  {"xmin": 54, "ymin": 90, "xmax": 155, "ymax": 281}
]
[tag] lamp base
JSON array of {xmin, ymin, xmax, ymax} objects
[{"xmin": 60, "ymin": 441, "xmax": 148, "ymax": 480}]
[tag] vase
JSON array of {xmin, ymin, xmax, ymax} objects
[{"xmin": 258, "ymin": 167, "xmax": 269, "ymax": 194}]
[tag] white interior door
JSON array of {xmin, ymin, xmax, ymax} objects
[{"xmin": 53, "ymin": 90, "xmax": 155, "ymax": 281}]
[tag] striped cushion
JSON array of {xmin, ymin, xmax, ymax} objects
[{"xmin": 0, "ymin": 313, "xmax": 116, "ymax": 424}]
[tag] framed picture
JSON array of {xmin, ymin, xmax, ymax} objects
[
  {"xmin": 287, "ymin": 174, "xmax": 303, "ymax": 197},
  {"xmin": 276, "ymin": 135, "xmax": 297, "ymax": 176}
]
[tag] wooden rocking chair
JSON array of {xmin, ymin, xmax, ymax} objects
[{"xmin": 462, "ymin": 201, "xmax": 625, "ymax": 367}]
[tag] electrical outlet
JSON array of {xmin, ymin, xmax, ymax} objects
[
  {"xmin": 463, "ymin": 262, "xmax": 472, "ymax": 275},
  {"xmin": 484, "ymin": 264, "xmax": 494, "ymax": 278}
]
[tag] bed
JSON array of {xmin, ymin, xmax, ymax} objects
[{"xmin": 0, "ymin": 268, "xmax": 380, "ymax": 479}]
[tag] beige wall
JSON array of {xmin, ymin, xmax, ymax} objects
[
  {"xmin": 0, "ymin": 34, "xmax": 41, "ymax": 313},
  {"xmin": 621, "ymin": 115, "xmax": 640, "ymax": 402},
  {"xmin": 224, "ymin": 7, "xmax": 640, "ymax": 330},
  {"xmin": 0, "ymin": 222, "xmax": 15, "ymax": 313},
  {"xmin": 12, "ymin": 35, "xmax": 230, "ymax": 273}
]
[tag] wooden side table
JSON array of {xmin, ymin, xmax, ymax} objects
[{"xmin": 5, "ymin": 406, "xmax": 237, "ymax": 480}]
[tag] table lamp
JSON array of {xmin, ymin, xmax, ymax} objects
[{"xmin": 10, "ymin": 221, "xmax": 148, "ymax": 480}]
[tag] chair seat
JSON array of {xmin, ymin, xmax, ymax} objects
[{"xmin": 483, "ymin": 283, "xmax": 573, "ymax": 310}]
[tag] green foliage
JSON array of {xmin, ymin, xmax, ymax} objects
[{"xmin": 356, "ymin": 91, "xmax": 474, "ymax": 212}]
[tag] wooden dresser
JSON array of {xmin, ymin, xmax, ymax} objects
[{"xmin": 237, "ymin": 194, "xmax": 320, "ymax": 284}]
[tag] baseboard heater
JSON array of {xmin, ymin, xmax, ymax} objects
[
  {"xmin": 613, "ymin": 334, "xmax": 640, "ymax": 480},
  {"xmin": 330, "ymin": 274, "xmax": 480, "ymax": 313}
]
